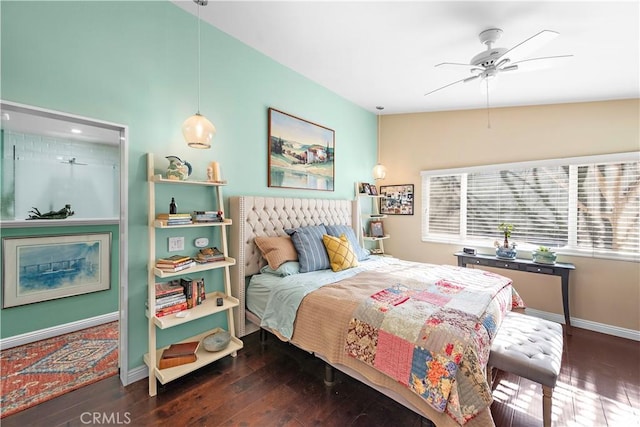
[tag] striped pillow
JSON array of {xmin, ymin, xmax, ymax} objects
[
  {"xmin": 285, "ymin": 225, "xmax": 330, "ymax": 273},
  {"xmin": 325, "ymin": 224, "xmax": 370, "ymax": 261}
]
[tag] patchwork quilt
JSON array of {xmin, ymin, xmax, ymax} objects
[{"xmin": 344, "ymin": 264, "xmax": 513, "ymax": 425}]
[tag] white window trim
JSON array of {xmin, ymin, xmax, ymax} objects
[{"xmin": 421, "ymin": 152, "xmax": 640, "ymax": 263}]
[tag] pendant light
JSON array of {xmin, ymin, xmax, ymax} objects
[
  {"xmin": 182, "ymin": 0, "xmax": 216, "ymax": 149},
  {"xmin": 372, "ymin": 106, "xmax": 387, "ymax": 180}
]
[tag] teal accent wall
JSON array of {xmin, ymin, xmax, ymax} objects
[
  {"xmin": 0, "ymin": 226, "xmax": 120, "ymax": 336},
  {"xmin": 1, "ymin": 1, "xmax": 377, "ymax": 371}
]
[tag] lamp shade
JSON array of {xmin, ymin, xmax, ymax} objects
[
  {"xmin": 182, "ymin": 113, "xmax": 216, "ymax": 149},
  {"xmin": 372, "ymin": 163, "xmax": 387, "ymax": 180}
]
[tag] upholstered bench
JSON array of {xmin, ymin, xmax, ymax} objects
[{"xmin": 488, "ymin": 311, "xmax": 564, "ymax": 427}]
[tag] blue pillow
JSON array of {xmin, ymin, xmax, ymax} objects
[
  {"xmin": 325, "ymin": 224, "xmax": 370, "ymax": 261},
  {"xmin": 285, "ymin": 225, "xmax": 330, "ymax": 273},
  {"xmin": 260, "ymin": 261, "xmax": 300, "ymax": 277}
]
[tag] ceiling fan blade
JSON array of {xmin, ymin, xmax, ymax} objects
[
  {"xmin": 509, "ymin": 54, "xmax": 573, "ymax": 72},
  {"xmin": 435, "ymin": 62, "xmax": 482, "ymax": 71},
  {"xmin": 424, "ymin": 76, "xmax": 477, "ymax": 96},
  {"xmin": 497, "ymin": 30, "xmax": 559, "ymax": 64}
]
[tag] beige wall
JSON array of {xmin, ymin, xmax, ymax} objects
[{"xmin": 379, "ymin": 99, "xmax": 640, "ymax": 332}]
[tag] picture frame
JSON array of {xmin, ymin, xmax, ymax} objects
[
  {"xmin": 369, "ymin": 185, "xmax": 378, "ymax": 196},
  {"xmin": 359, "ymin": 182, "xmax": 370, "ymax": 194},
  {"xmin": 2, "ymin": 233, "xmax": 111, "ymax": 308},
  {"xmin": 268, "ymin": 108, "xmax": 335, "ymax": 191},
  {"xmin": 380, "ymin": 184, "xmax": 415, "ymax": 215},
  {"xmin": 369, "ymin": 220, "xmax": 385, "ymax": 238}
]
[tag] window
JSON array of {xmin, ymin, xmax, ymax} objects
[{"xmin": 421, "ymin": 152, "xmax": 640, "ymax": 261}]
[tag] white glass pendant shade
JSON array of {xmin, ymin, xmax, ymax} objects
[
  {"xmin": 372, "ymin": 163, "xmax": 387, "ymax": 180},
  {"xmin": 182, "ymin": 113, "xmax": 216, "ymax": 149}
]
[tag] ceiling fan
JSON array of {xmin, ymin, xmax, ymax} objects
[{"xmin": 424, "ymin": 28, "xmax": 573, "ymax": 96}]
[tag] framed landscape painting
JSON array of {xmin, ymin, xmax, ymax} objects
[
  {"xmin": 380, "ymin": 184, "xmax": 415, "ymax": 215},
  {"xmin": 2, "ymin": 233, "xmax": 111, "ymax": 308},
  {"xmin": 268, "ymin": 108, "xmax": 335, "ymax": 191}
]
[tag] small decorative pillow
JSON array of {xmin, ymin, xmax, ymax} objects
[
  {"xmin": 322, "ymin": 233, "xmax": 359, "ymax": 272},
  {"xmin": 325, "ymin": 224, "xmax": 370, "ymax": 261},
  {"xmin": 260, "ymin": 261, "xmax": 301, "ymax": 277},
  {"xmin": 285, "ymin": 225, "xmax": 330, "ymax": 273},
  {"xmin": 254, "ymin": 236, "xmax": 298, "ymax": 270}
]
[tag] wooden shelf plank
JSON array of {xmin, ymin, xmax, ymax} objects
[
  {"xmin": 153, "ymin": 257, "xmax": 236, "ymax": 278},
  {"xmin": 143, "ymin": 328, "xmax": 243, "ymax": 384}
]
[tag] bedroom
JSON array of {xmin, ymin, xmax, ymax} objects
[{"xmin": 1, "ymin": 1, "xmax": 638, "ymax": 426}]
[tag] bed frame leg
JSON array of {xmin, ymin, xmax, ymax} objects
[
  {"xmin": 324, "ymin": 363, "xmax": 335, "ymax": 386},
  {"xmin": 421, "ymin": 418, "xmax": 436, "ymax": 427},
  {"xmin": 259, "ymin": 328, "xmax": 267, "ymax": 343}
]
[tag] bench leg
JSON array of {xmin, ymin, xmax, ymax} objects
[{"xmin": 542, "ymin": 385, "xmax": 553, "ymax": 427}]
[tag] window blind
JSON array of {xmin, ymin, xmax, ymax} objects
[{"xmin": 421, "ymin": 152, "xmax": 639, "ymax": 260}]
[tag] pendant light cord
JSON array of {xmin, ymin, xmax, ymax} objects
[{"xmin": 197, "ymin": 2, "xmax": 202, "ymax": 115}]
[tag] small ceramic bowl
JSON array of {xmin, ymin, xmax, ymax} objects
[{"xmin": 202, "ymin": 330, "xmax": 231, "ymax": 352}]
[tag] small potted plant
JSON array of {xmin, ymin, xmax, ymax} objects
[
  {"xmin": 495, "ymin": 223, "xmax": 517, "ymax": 259},
  {"xmin": 532, "ymin": 245, "xmax": 557, "ymax": 264}
]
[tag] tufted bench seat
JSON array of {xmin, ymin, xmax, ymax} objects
[{"xmin": 488, "ymin": 311, "xmax": 564, "ymax": 427}]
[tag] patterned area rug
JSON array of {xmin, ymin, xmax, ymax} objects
[{"xmin": 0, "ymin": 321, "xmax": 118, "ymax": 418}]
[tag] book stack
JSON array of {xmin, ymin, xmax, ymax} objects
[
  {"xmin": 158, "ymin": 340, "xmax": 199, "ymax": 369},
  {"xmin": 194, "ymin": 246, "xmax": 225, "ymax": 264},
  {"xmin": 191, "ymin": 210, "xmax": 224, "ymax": 223},
  {"xmin": 156, "ymin": 213, "xmax": 193, "ymax": 226},
  {"xmin": 180, "ymin": 277, "xmax": 206, "ymax": 308},
  {"xmin": 153, "ymin": 281, "xmax": 188, "ymax": 317},
  {"xmin": 156, "ymin": 255, "xmax": 195, "ymax": 273}
]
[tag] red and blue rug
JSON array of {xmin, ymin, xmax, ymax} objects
[{"xmin": 0, "ymin": 321, "xmax": 118, "ymax": 418}]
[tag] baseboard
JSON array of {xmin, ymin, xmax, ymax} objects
[
  {"xmin": 126, "ymin": 364, "xmax": 149, "ymax": 386},
  {"xmin": 525, "ymin": 308, "xmax": 640, "ymax": 341},
  {"xmin": 0, "ymin": 311, "xmax": 119, "ymax": 350}
]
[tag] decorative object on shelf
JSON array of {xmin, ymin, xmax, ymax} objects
[
  {"xmin": 369, "ymin": 184, "xmax": 378, "ymax": 196},
  {"xmin": 26, "ymin": 204, "xmax": 74, "ymax": 220},
  {"xmin": 359, "ymin": 182, "xmax": 371, "ymax": 194},
  {"xmin": 207, "ymin": 161, "xmax": 221, "ymax": 182},
  {"xmin": 182, "ymin": 0, "xmax": 215, "ymax": 149},
  {"xmin": 369, "ymin": 220, "xmax": 385, "ymax": 238},
  {"xmin": 169, "ymin": 197, "xmax": 177, "ymax": 214},
  {"xmin": 2, "ymin": 233, "xmax": 111, "ymax": 308},
  {"xmin": 380, "ymin": 184, "xmax": 414, "ymax": 215},
  {"xmin": 532, "ymin": 246, "xmax": 557, "ymax": 264},
  {"xmin": 165, "ymin": 156, "xmax": 192, "ymax": 180},
  {"xmin": 372, "ymin": 106, "xmax": 387, "ymax": 180},
  {"xmin": 495, "ymin": 222, "xmax": 517, "ymax": 259},
  {"xmin": 202, "ymin": 329, "xmax": 231, "ymax": 352},
  {"xmin": 267, "ymin": 108, "xmax": 335, "ymax": 191}
]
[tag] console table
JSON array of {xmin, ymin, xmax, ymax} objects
[{"xmin": 454, "ymin": 252, "xmax": 576, "ymax": 334}]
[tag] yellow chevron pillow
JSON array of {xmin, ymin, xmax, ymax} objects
[{"xmin": 322, "ymin": 233, "xmax": 359, "ymax": 272}]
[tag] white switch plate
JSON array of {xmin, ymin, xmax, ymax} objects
[{"xmin": 168, "ymin": 236, "xmax": 184, "ymax": 252}]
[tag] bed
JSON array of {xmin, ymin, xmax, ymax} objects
[{"xmin": 229, "ymin": 196, "xmax": 515, "ymax": 427}]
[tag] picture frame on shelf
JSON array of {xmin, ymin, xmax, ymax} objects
[
  {"xmin": 380, "ymin": 184, "xmax": 414, "ymax": 215},
  {"xmin": 2, "ymin": 233, "xmax": 111, "ymax": 308},
  {"xmin": 267, "ymin": 108, "xmax": 335, "ymax": 191},
  {"xmin": 369, "ymin": 184, "xmax": 378, "ymax": 196},
  {"xmin": 369, "ymin": 220, "xmax": 384, "ymax": 238},
  {"xmin": 359, "ymin": 182, "xmax": 371, "ymax": 194}
]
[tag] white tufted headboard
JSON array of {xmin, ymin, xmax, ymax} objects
[{"xmin": 229, "ymin": 196, "xmax": 357, "ymax": 337}]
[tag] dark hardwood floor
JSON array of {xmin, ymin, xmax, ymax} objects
[{"xmin": 3, "ymin": 327, "xmax": 638, "ymax": 427}]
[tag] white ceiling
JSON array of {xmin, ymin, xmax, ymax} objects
[{"xmin": 173, "ymin": 0, "xmax": 640, "ymax": 115}]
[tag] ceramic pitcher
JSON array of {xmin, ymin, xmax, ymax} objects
[{"xmin": 165, "ymin": 156, "xmax": 192, "ymax": 180}]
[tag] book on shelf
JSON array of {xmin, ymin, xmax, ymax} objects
[
  {"xmin": 156, "ymin": 254, "xmax": 192, "ymax": 264},
  {"xmin": 154, "ymin": 281, "xmax": 184, "ymax": 297},
  {"xmin": 155, "ymin": 301, "xmax": 188, "ymax": 317},
  {"xmin": 155, "ymin": 261, "xmax": 195, "ymax": 273},
  {"xmin": 191, "ymin": 210, "xmax": 224, "ymax": 223},
  {"xmin": 180, "ymin": 277, "xmax": 205, "ymax": 308},
  {"xmin": 156, "ymin": 213, "xmax": 191, "ymax": 219},
  {"xmin": 158, "ymin": 341, "xmax": 200, "ymax": 369},
  {"xmin": 154, "ymin": 295, "xmax": 187, "ymax": 309},
  {"xmin": 194, "ymin": 246, "xmax": 225, "ymax": 263}
]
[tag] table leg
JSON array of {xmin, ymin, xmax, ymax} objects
[{"xmin": 561, "ymin": 271, "xmax": 572, "ymax": 335}]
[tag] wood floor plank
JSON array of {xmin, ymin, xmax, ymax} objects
[{"xmin": 2, "ymin": 327, "xmax": 638, "ymax": 427}]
